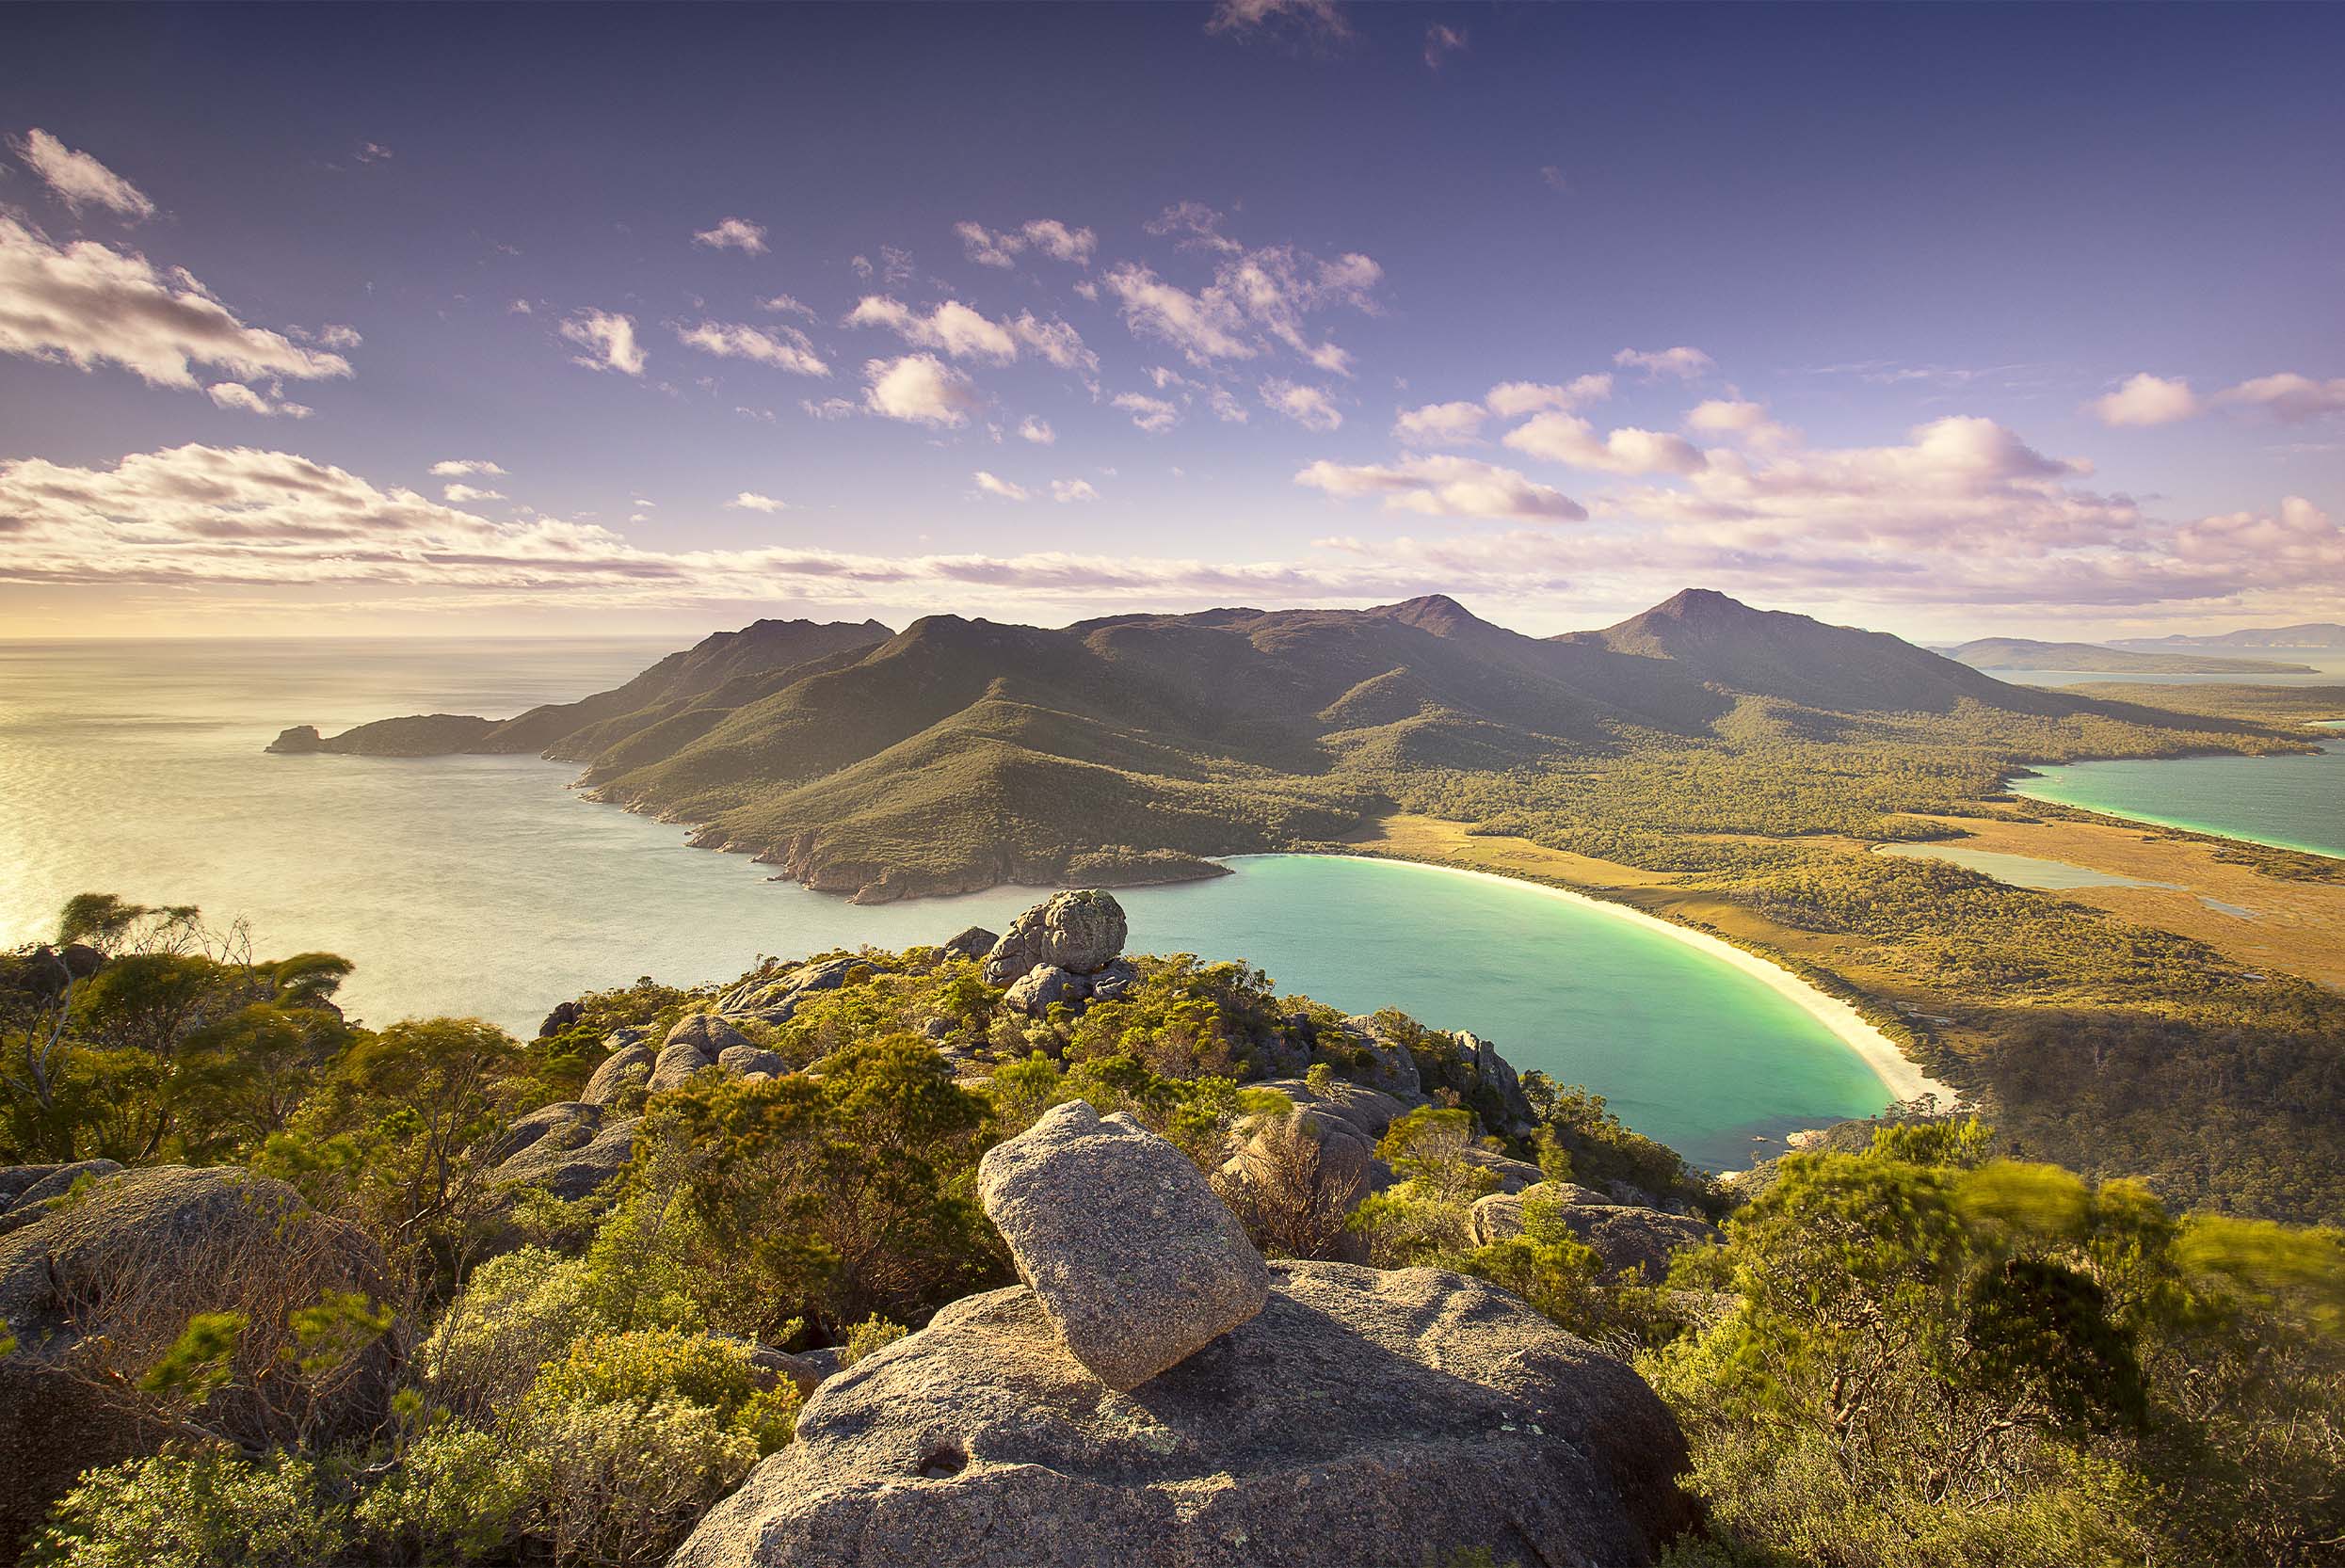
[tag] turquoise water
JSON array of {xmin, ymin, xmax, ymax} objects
[
  {"xmin": 2008, "ymin": 722, "xmax": 2345, "ymax": 860},
  {"xmin": 0, "ymin": 639, "xmax": 1893, "ymax": 1170}
]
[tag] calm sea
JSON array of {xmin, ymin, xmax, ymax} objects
[{"xmin": 3, "ymin": 638, "xmax": 1908, "ymax": 1168}]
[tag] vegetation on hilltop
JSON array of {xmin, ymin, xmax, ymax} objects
[
  {"xmin": 5, "ymin": 896, "xmax": 2342, "ymax": 1567},
  {"xmin": 1944, "ymin": 637, "xmax": 2315, "ymax": 675}
]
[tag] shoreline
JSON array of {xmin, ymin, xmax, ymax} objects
[
  {"xmin": 1250, "ymin": 852, "xmax": 1961, "ymax": 1112},
  {"xmin": 2005, "ymin": 750, "xmax": 2345, "ymax": 864}
]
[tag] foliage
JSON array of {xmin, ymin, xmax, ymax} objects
[{"xmin": 26, "ymin": 1451, "xmax": 347, "ymax": 1568}]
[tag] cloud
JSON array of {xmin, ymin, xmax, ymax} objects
[
  {"xmin": 801, "ymin": 395, "xmax": 856, "ymax": 421},
  {"xmin": 2088, "ymin": 373, "xmax": 2200, "ymax": 427},
  {"xmin": 560, "ymin": 309, "xmax": 645, "ymax": 375},
  {"xmin": 355, "ymin": 142, "xmax": 394, "ymax": 165},
  {"xmin": 429, "ymin": 458, "xmax": 506, "ymax": 477},
  {"xmin": 311, "ymin": 325, "xmax": 362, "ymax": 350},
  {"xmin": 2217, "ymin": 372, "xmax": 2345, "ymax": 423},
  {"xmin": 1538, "ymin": 166, "xmax": 1568, "ymax": 195},
  {"xmin": 1683, "ymin": 397, "xmax": 1796, "ymax": 450},
  {"xmin": 1613, "ymin": 345, "xmax": 1715, "ymax": 380},
  {"xmin": 955, "ymin": 217, "xmax": 1098, "ymax": 268},
  {"xmin": 693, "ymin": 217, "xmax": 768, "ymax": 255},
  {"xmin": 846, "ymin": 296, "xmax": 1094, "ymax": 370},
  {"xmin": 1261, "ymin": 377, "xmax": 1342, "ymax": 432},
  {"xmin": 863, "ymin": 353, "xmax": 983, "ymax": 426},
  {"xmin": 972, "ymin": 471, "xmax": 1030, "ymax": 501},
  {"xmin": 1483, "ymin": 375, "xmax": 1612, "ymax": 418},
  {"xmin": 0, "ymin": 216, "xmax": 353, "ymax": 390},
  {"xmin": 1051, "ymin": 478, "xmax": 1100, "ymax": 504},
  {"xmin": 12, "ymin": 129, "xmax": 155, "ymax": 218},
  {"xmin": 442, "ymin": 482, "xmax": 504, "ymax": 503},
  {"xmin": 206, "ymin": 381, "xmax": 311, "ymax": 418},
  {"xmin": 1113, "ymin": 392, "xmax": 1180, "ymax": 433},
  {"xmin": 1206, "ymin": 0, "xmax": 1350, "ymax": 39},
  {"xmin": 9, "ymin": 440, "xmax": 2334, "ymax": 625},
  {"xmin": 1208, "ymin": 385, "xmax": 1249, "ymax": 424},
  {"xmin": 1017, "ymin": 415, "xmax": 1055, "ymax": 445},
  {"xmin": 1423, "ymin": 24, "xmax": 1468, "ymax": 68},
  {"xmin": 675, "ymin": 320, "xmax": 830, "ymax": 376},
  {"xmin": 1393, "ymin": 400, "xmax": 1486, "ymax": 445},
  {"xmin": 759, "ymin": 294, "xmax": 818, "ymax": 320},
  {"xmin": 1295, "ymin": 454, "xmax": 1586, "ymax": 521},
  {"xmin": 1503, "ymin": 412, "xmax": 1704, "ymax": 475},
  {"xmin": 1103, "ymin": 212, "xmax": 1380, "ymax": 374},
  {"xmin": 726, "ymin": 491, "xmax": 787, "ymax": 512}
]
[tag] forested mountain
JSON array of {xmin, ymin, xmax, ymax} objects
[{"xmin": 287, "ymin": 589, "xmax": 2300, "ymax": 902}]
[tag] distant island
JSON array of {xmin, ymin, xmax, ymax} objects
[
  {"xmin": 2113, "ymin": 621, "xmax": 2345, "ymax": 651},
  {"xmin": 275, "ymin": 587, "xmax": 2310, "ymax": 904},
  {"xmin": 1944, "ymin": 636, "xmax": 2315, "ymax": 675}
]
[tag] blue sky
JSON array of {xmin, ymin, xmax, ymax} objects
[{"xmin": 2, "ymin": 0, "xmax": 2339, "ymax": 640}]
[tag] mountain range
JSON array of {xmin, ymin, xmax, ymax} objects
[
  {"xmin": 273, "ymin": 588, "xmax": 2288, "ymax": 901},
  {"xmin": 1942, "ymin": 637, "xmax": 2315, "ymax": 675},
  {"xmin": 2113, "ymin": 623, "xmax": 2345, "ymax": 651}
]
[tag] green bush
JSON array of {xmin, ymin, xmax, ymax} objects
[{"xmin": 28, "ymin": 1452, "xmax": 346, "ymax": 1568}]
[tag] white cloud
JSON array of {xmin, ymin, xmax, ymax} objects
[
  {"xmin": 1262, "ymin": 377, "xmax": 1342, "ymax": 432},
  {"xmin": 801, "ymin": 395, "xmax": 856, "ymax": 421},
  {"xmin": 1051, "ymin": 478, "xmax": 1100, "ymax": 504},
  {"xmin": 1423, "ymin": 23, "xmax": 1468, "ymax": 68},
  {"xmin": 1114, "ymin": 392, "xmax": 1180, "ymax": 433},
  {"xmin": 1504, "ymin": 412, "xmax": 1704, "ymax": 475},
  {"xmin": 846, "ymin": 296, "xmax": 1093, "ymax": 371},
  {"xmin": 693, "ymin": 217, "xmax": 768, "ymax": 255},
  {"xmin": 442, "ymin": 482, "xmax": 505, "ymax": 503},
  {"xmin": 955, "ymin": 217, "xmax": 1098, "ymax": 268},
  {"xmin": 972, "ymin": 471, "xmax": 1031, "ymax": 501},
  {"xmin": 675, "ymin": 320, "xmax": 830, "ymax": 376},
  {"xmin": 759, "ymin": 294, "xmax": 818, "ymax": 320},
  {"xmin": 13, "ymin": 129, "xmax": 155, "ymax": 219},
  {"xmin": 0, "ymin": 216, "xmax": 353, "ymax": 390},
  {"xmin": 1103, "ymin": 213, "xmax": 1379, "ymax": 374},
  {"xmin": 355, "ymin": 142, "xmax": 393, "ymax": 165},
  {"xmin": 1613, "ymin": 345, "xmax": 1715, "ymax": 380},
  {"xmin": 560, "ymin": 309, "xmax": 645, "ymax": 375},
  {"xmin": 312, "ymin": 325, "xmax": 363, "ymax": 350},
  {"xmin": 1017, "ymin": 415, "xmax": 1055, "ymax": 445},
  {"xmin": 429, "ymin": 458, "xmax": 506, "ymax": 477},
  {"xmin": 2217, "ymin": 372, "xmax": 2345, "ymax": 422},
  {"xmin": 1684, "ymin": 397, "xmax": 1796, "ymax": 451},
  {"xmin": 863, "ymin": 353, "xmax": 983, "ymax": 426},
  {"xmin": 726, "ymin": 491, "xmax": 787, "ymax": 512},
  {"xmin": 206, "ymin": 381, "xmax": 311, "ymax": 418},
  {"xmin": 1208, "ymin": 385, "xmax": 1249, "ymax": 424},
  {"xmin": 2088, "ymin": 373, "xmax": 2200, "ymax": 427},
  {"xmin": 1295, "ymin": 454, "xmax": 1586, "ymax": 521},
  {"xmin": 1484, "ymin": 375, "xmax": 1612, "ymax": 418},
  {"xmin": 1393, "ymin": 400, "xmax": 1486, "ymax": 445}
]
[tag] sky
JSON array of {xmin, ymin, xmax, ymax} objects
[{"xmin": 2, "ymin": 0, "xmax": 2340, "ymax": 644}]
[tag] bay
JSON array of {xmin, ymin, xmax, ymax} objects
[{"xmin": 0, "ymin": 639, "xmax": 1896, "ymax": 1170}]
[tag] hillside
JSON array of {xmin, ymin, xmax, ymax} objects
[
  {"xmin": 1945, "ymin": 637, "xmax": 2314, "ymax": 675},
  {"xmin": 2116, "ymin": 622, "xmax": 2345, "ymax": 651},
  {"xmin": 291, "ymin": 589, "xmax": 2305, "ymax": 902}
]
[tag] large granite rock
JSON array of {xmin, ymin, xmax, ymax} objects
[
  {"xmin": 649, "ymin": 1041, "xmax": 719, "ymax": 1094},
  {"xmin": 1470, "ymin": 1181, "xmax": 1611, "ymax": 1245},
  {"xmin": 1553, "ymin": 1205, "xmax": 1723, "ymax": 1283},
  {"xmin": 1337, "ymin": 1015, "xmax": 1424, "ymax": 1100},
  {"xmin": 667, "ymin": 1013, "xmax": 750, "ymax": 1057},
  {"xmin": 941, "ymin": 926, "xmax": 998, "ymax": 960},
  {"xmin": 0, "ymin": 1167, "xmax": 396, "ymax": 1562},
  {"xmin": 977, "ymin": 1100, "xmax": 1266, "ymax": 1391},
  {"xmin": 490, "ymin": 1109, "xmax": 640, "ymax": 1200},
  {"xmin": 1215, "ymin": 1106, "xmax": 1375, "ymax": 1263},
  {"xmin": 0, "ymin": 1160, "xmax": 122, "ymax": 1236},
  {"xmin": 984, "ymin": 890, "xmax": 1128, "ymax": 986},
  {"xmin": 579, "ymin": 1041, "xmax": 653, "ymax": 1106},
  {"xmin": 717, "ymin": 1044, "xmax": 787, "ymax": 1078},
  {"xmin": 1252, "ymin": 1078, "xmax": 1408, "ymax": 1140},
  {"xmin": 669, "ymin": 1261, "xmax": 1695, "ymax": 1568}
]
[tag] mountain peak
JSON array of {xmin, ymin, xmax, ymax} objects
[
  {"xmin": 1370, "ymin": 594, "xmax": 1492, "ymax": 636},
  {"xmin": 1643, "ymin": 588, "xmax": 1754, "ymax": 622}
]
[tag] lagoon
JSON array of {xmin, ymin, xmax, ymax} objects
[
  {"xmin": 2009, "ymin": 722, "xmax": 2345, "ymax": 861},
  {"xmin": 2, "ymin": 639, "xmax": 1901, "ymax": 1170}
]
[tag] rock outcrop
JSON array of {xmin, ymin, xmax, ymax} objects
[
  {"xmin": 489, "ymin": 1107, "xmax": 640, "ymax": 1200},
  {"xmin": 985, "ymin": 890, "xmax": 1127, "ymax": 986},
  {"xmin": 715, "ymin": 954, "xmax": 866, "ymax": 1023},
  {"xmin": 977, "ymin": 1101, "xmax": 1268, "ymax": 1391},
  {"xmin": 1466, "ymin": 1185, "xmax": 1722, "ymax": 1279},
  {"xmin": 0, "ymin": 1167, "xmax": 396, "ymax": 1561},
  {"xmin": 670, "ymin": 1261, "xmax": 1695, "ymax": 1568},
  {"xmin": 0, "ymin": 1160, "xmax": 122, "ymax": 1236}
]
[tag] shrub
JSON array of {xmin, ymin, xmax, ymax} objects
[{"xmin": 27, "ymin": 1452, "xmax": 346, "ymax": 1568}]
